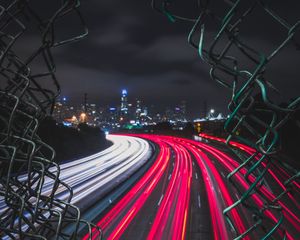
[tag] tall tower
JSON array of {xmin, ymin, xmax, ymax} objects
[
  {"xmin": 120, "ymin": 89, "xmax": 128, "ymax": 116},
  {"xmin": 135, "ymin": 99, "xmax": 142, "ymax": 120}
]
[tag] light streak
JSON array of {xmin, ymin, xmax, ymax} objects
[{"xmin": 83, "ymin": 136, "xmax": 170, "ymax": 239}]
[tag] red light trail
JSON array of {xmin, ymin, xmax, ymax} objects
[{"xmin": 82, "ymin": 134, "xmax": 299, "ymax": 240}]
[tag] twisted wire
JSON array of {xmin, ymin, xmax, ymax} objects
[
  {"xmin": 152, "ymin": 0, "xmax": 300, "ymax": 239},
  {"xmin": 0, "ymin": 1, "xmax": 101, "ymax": 239}
]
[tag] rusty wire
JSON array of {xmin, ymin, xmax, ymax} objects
[
  {"xmin": 152, "ymin": 0, "xmax": 299, "ymax": 239},
  {"xmin": 0, "ymin": 0, "xmax": 101, "ymax": 239}
]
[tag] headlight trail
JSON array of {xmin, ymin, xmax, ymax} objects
[
  {"xmin": 83, "ymin": 135, "xmax": 171, "ymax": 239},
  {"xmin": 84, "ymin": 135, "xmax": 240, "ymax": 239},
  {"xmin": 75, "ymin": 134, "xmax": 298, "ymax": 240},
  {"xmin": 0, "ymin": 135, "xmax": 152, "ymax": 231},
  {"xmin": 4, "ymin": 133, "xmax": 298, "ymax": 240}
]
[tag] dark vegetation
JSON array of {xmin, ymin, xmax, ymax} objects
[
  {"xmin": 232, "ymin": 109, "xmax": 300, "ymax": 163},
  {"xmin": 121, "ymin": 113, "xmax": 299, "ymax": 164},
  {"xmin": 38, "ymin": 117, "xmax": 111, "ymax": 163},
  {"xmin": 120, "ymin": 121, "xmax": 196, "ymax": 139}
]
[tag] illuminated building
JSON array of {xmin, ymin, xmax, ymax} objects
[
  {"xmin": 120, "ymin": 89, "xmax": 128, "ymax": 116},
  {"xmin": 52, "ymin": 97, "xmax": 76, "ymax": 123},
  {"xmin": 135, "ymin": 99, "xmax": 142, "ymax": 121},
  {"xmin": 180, "ymin": 100, "xmax": 187, "ymax": 121},
  {"xmin": 85, "ymin": 103, "xmax": 98, "ymax": 126}
]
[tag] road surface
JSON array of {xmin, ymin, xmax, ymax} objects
[
  {"xmin": 83, "ymin": 134, "xmax": 299, "ymax": 240},
  {"xmin": 0, "ymin": 135, "xmax": 153, "ymax": 239}
]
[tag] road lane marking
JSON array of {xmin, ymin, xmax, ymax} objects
[{"xmin": 158, "ymin": 194, "xmax": 164, "ymax": 206}]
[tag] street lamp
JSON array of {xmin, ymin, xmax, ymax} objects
[
  {"xmin": 207, "ymin": 109, "xmax": 215, "ymax": 120},
  {"xmin": 80, "ymin": 112, "xmax": 87, "ymax": 123}
]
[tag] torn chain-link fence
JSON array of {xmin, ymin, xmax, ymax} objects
[
  {"xmin": 0, "ymin": 1, "xmax": 101, "ymax": 239},
  {"xmin": 152, "ymin": 0, "xmax": 299, "ymax": 239}
]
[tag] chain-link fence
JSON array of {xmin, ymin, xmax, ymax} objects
[
  {"xmin": 0, "ymin": 1, "xmax": 101, "ymax": 239},
  {"xmin": 152, "ymin": 0, "xmax": 299, "ymax": 239}
]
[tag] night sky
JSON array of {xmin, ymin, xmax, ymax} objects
[{"xmin": 20, "ymin": 0, "xmax": 300, "ymax": 119}]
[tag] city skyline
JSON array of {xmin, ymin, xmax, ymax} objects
[
  {"xmin": 54, "ymin": 88, "xmax": 222, "ymax": 122},
  {"xmin": 52, "ymin": 88, "xmax": 227, "ymax": 134},
  {"xmin": 19, "ymin": 1, "xmax": 300, "ymax": 119}
]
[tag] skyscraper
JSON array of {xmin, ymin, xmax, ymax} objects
[
  {"xmin": 135, "ymin": 99, "xmax": 142, "ymax": 121},
  {"xmin": 120, "ymin": 89, "xmax": 128, "ymax": 117}
]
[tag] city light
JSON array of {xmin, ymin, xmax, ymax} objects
[
  {"xmin": 210, "ymin": 109, "xmax": 215, "ymax": 114},
  {"xmin": 62, "ymin": 121, "xmax": 72, "ymax": 127},
  {"xmin": 51, "ymin": 89, "xmax": 218, "ymax": 132},
  {"xmin": 80, "ymin": 112, "xmax": 87, "ymax": 122}
]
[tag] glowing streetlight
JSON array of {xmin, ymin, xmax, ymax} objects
[
  {"xmin": 80, "ymin": 113, "xmax": 87, "ymax": 123},
  {"xmin": 207, "ymin": 108, "xmax": 216, "ymax": 120},
  {"xmin": 71, "ymin": 115, "xmax": 77, "ymax": 121}
]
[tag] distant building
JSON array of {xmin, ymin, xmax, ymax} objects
[
  {"xmin": 164, "ymin": 107, "xmax": 174, "ymax": 121},
  {"xmin": 52, "ymin": 97, "xmax": 76, "ymax": 123},
  {"xmin": 120, "ymin": 89, "xmax": 128, "ymax": 117},
  {"xmin": 179, "ymin": 100, "xmax": 187, "ymax": 121},
  {"xmin": 135, "ymin": 99, "xmax": 142, "ymax": 121},
  {"xmin": 85, "ymin": 103, "xmax": 98, "ymax": 126},
  {"xmin": 52, "ymin": 91, "xmax": 218, "ymax": 133}
]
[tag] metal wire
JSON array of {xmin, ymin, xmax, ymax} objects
[
  {"xmin": 152, "ymin": 0, "xmax": 300, "ymax": 239},
  {"xmin": 0, "ymin": 1, "xmax": 101, "ymax": 239}
]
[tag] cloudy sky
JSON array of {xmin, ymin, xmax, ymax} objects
[{"xmin": 19, "ymin": 0, "xmax": 300, "ymax": 118}]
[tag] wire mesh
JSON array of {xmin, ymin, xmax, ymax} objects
[
  {"xmin": 0, "ymin": 1, "xmax": 101, "ymax": 239},
  {"xmin": 152, "ymin": 0, "xmax": 299, "ymax": 239}
]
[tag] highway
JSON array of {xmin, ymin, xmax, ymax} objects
[
  {"xmin": 1, "ymin": 134, "xmax": 298, "ymax": 239},
  {"xmin": 0, "ymin": 135, "xmax": 153, "ymax": 237},
  {"xmin": 83, "ymin": 134, "xmax": 299, "ymax": 240}
]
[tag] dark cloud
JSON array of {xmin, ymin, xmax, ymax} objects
[
  {"xmin": 170, "ymin": 79, "xmax": 193, "ymax": 86},
  {"xmin": 137, "ymin": 35, "xmax": 198, "ymax": 62},
  {"xmin": 23, "ymin": 0, "xmax": 300, "ymax": 118}
]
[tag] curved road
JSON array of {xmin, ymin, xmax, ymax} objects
[
  {"xmin": 84, "ymin": 134, "xmax": 299, "ymax": 240},
  {"xmin": 0, "ymin": 135, "xmax": 153, "ymax": 238}
]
